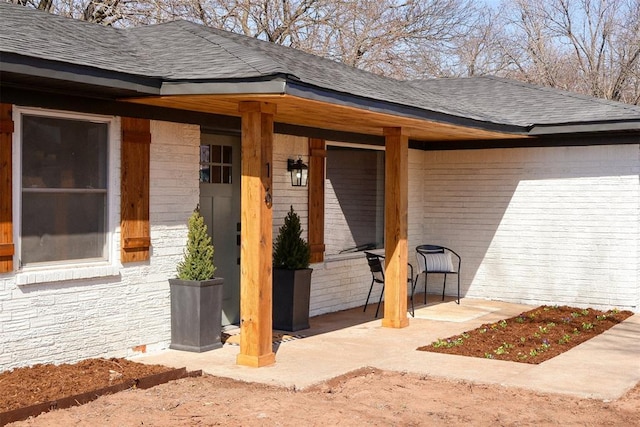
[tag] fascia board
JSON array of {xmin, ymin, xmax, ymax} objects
[
  {"xmin": 0, "ymin": 53, "xmax": 161, "ymax": 95},
  {"xmin": 529, "ymin": 121, "xmax": 640, "ymax": 135},
  {"xmin": 160, "ymin": 80, "xmax": 287, "ymax": 95}
]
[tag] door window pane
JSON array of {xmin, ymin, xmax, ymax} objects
[
  {"xmin": 222, "ymin": 166, "xmax": 232, "ymax": 184},
  {"xmin": 212, "ymin": 166, "xmax": 222, "ymax": 183},
  {"xmin": 212, "ymin": 145, "xmax": 222, "ymax": 163},
  {"xmin": 200, "ymin": 145, "xmax": 210, "ymax": 163},
  {"xmin": 223, "ymin": 146, "xmax": 232, "ymax": 163}
]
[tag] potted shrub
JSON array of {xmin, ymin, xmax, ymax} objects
[
  {"xmin": 272, "ymin": 206, "xmax": 312, "ymax": 331},
  {"xmin": 169, "ymin": 206, "xmax": 224, "ymax": 352}
]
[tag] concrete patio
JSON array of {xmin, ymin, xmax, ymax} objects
[{"xmin": 137, "ymin": 298, "xmax": 640, "ymax": 401}]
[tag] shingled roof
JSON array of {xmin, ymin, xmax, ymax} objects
[
  {"xmin": 2, "ymin": 2, "xmax": 640, "ymax": 138},
  {"xmin": 405, "ymin": 77, "xmax": 640, "ymax": 129}
]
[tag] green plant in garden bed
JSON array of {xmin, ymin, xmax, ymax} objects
[{"xmin": 418, "ymin": 305, "xmax": 633, "ymax": 364}]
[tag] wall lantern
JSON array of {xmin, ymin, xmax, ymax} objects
[{"xmin": 287, "ymin": 157, "xmax": 308, "ymax": 187}]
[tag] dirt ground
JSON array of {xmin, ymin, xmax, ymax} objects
[{"xmin": 7, "ymin": 368, "xmax": 640, "ymax": 426}]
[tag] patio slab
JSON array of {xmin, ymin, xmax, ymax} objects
[{"xmin": 136, "ymin": 298, "xmax": 640, "ymax": 400}]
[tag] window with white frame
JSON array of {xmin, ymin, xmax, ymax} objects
[
  {"xmin": 18, "ymin": 111, "xmax": 109, "ymax": 266},
  {"xmin": 324, "ymin": 144, "xmax": 385, "ymax": 256}
]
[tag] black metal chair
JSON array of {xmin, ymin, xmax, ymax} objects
[
  {"xmin": 413, "ymin": 245, "xmax": 461, "ymax": 308},
  {"xmin": 364, "ymin": 252, "xmax": 413, "ymax": 318}
]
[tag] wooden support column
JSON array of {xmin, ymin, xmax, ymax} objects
[
  {"xmin": 382, "ymin": 127, "xmax": 409, "ymax": 328},
  {"xmin": 308, "ymin": 138, "xmax": 326, "ymax": 263},
  {"xmin": 237, "ymin": 101, "xmax": 277, "ymax": 367}
]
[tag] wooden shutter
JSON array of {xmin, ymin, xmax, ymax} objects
[
  {"xmin": 121, "ymin": 117, "xmax": 151, "ymax": 263},
  {"xmin": 308, "ymin": 138, "xmax": 326, "ymax": 263},
  {"xmin": 0, "ymin": 103, "xmax": 14, "ymax": 272}
]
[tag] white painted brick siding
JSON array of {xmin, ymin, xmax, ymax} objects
[
  {"xmin": 1, "ymin": 119, "xmax": 200, "ymax": 371},
  {"xmin": 272, "ymin": 134, "xmax": 309, "ymax": 234},
  {"xmin": 418, "ymin": 144, "xmax": 639, "ymax": 312}
]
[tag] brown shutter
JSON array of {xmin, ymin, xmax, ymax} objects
[
  {"xmin": 308, "ymin": 138, "xmax": 326, "ymax": 263},
  {"xmin": 0, "ymin": 103, "xmax": 14, "ymax": 272},
  {"xmin": 121, "ymin": 117, "xmax": 151, "ymax": 263}
]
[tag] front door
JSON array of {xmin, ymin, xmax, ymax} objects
[{"xmin": 199, "ymin": 133, "xmax": 241, "ymax": 326}]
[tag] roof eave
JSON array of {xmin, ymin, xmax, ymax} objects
[
  {"xmin": 158, "ymin": 76, "xmax": 530, "ymax": 136},
  {"xmin": 285, "ymin": 81, "xmax": 530, "ymax": 136},
  {"xmin": 0, "ymin": 52, "xmax": 161, "ymax": 96}
]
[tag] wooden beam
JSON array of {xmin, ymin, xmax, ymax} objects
[
  {"xmin": 308, "ymin": 138, "xmax": 326, "ymax": 263},
  {"xmin": 382, "ymin": 127, "xmax": 409, "ymax": 328},
  {"xmin": 126, "ymin": 94, "xmax": 528, "ymax": 142},
  {"xmin": 237, "ymin": 101, "xmax": 276, "ymax": 367}
]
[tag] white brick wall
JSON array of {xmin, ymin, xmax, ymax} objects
[
  {"xmin": 418, "ymin": 144, "xmax": 640, "ymax": 312},
  {"xmin": 1, "ymin": 119, "xmax": 200, "ymax": 370},
  {"xmin": 309, "ymin": 256, "xmax": 374, "ymax": 316},
  {"xmin": 408, "ymin": 149, "xmax": 427, "ymax": 254},
  {"xmin": 272, "ymin": 134, "xmax": 309, "ymax": 234}
]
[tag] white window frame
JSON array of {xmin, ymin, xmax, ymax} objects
[{"xmin": 12, "ymin": 107, "xmax": 120, "ymax": 285}]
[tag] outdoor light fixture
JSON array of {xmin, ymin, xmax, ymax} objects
[{"xmin": 287, "ymin": 157, "xmax": 309, "ymax": 187}]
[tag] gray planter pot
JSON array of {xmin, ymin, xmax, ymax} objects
[
  {"xmin": 169, "ymin": 277, "xmax": 224, "ymax": 352},
  {"xmin": 273, "ymin": 268, "xmax": 313, "ymax": 332}
]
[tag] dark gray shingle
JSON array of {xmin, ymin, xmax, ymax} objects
[
  {"xmin": 405, "ymin": 77, "xmax": 640, "ymax": 126},
  {"xmin": 2, "ymin": 3, "xmax": 639, "ymax": 129},
  {"xmin": 0, "ymin": 3, "xmax": 157, "ymax": 76}
]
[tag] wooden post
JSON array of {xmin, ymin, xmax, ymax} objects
[
  {"xmin": 237, "ymin": 101, "xmax": 277, "ymax": 367},
  {"xmin": 382, "ymin": 127, "xmax": 409, "ymax": 328}
]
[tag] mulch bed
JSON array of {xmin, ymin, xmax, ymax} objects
[
  {"xmin": 0, "ymin": 358, "xmax": 200, "ymax": 425},
  {"xmin": 418, "ymin": 305, "xmax": 634, "ymax": 364}
]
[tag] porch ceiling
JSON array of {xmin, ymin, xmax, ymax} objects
[{"xmin": 124, "ymin": 94, "xmax": 531, "ymax": 142}]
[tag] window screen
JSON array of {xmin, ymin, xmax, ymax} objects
[{"xmin": 21, "ymin": 115, "xmax": 108, "ymax": 265}]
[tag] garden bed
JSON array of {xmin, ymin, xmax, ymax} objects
[
  {"xmin": 418, "ymin": 305, "xmax": 633, "ymax": 363},
  {"xmin": 0, "ymin": 358, "xmax": 200, "ymax": 425}
]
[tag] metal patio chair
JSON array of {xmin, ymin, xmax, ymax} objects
[
  {"xmin": 364, "ymin": 252, "xmax": 414, "ymax": 318},
  {"xmin": 413, "ymin": 245, "xmax": 461, "ymax": 307}
]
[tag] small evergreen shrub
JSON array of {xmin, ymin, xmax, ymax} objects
[
  {"xmin": 273, "ymin": 206, "xmax": 311, "ymax": 270},
  {"xmin": 176, "ymin": 206, "xmax": 216, "ymax": 280}
]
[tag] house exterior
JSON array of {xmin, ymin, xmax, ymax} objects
[{"xmin": 1, "ymin": 3, "xmax": 639, "ymax": 370}]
